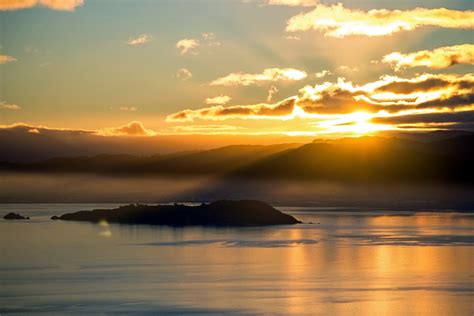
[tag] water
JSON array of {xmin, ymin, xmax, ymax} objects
[{"xmin": 0, "ymin": 204, "xmax": 473, "ymax": 315}]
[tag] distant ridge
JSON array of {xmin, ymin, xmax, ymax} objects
[{"xmin": 2, "ymin": 134, "xmax": 473, "ymax": 184}]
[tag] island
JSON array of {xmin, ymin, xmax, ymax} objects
[
  {"xmin": 52, "ymin": 200, "xmax": 301, "ymax": 226},
  {"xmin": 3, "ymin": 212, "xmax": 30, "ymax": 220}
]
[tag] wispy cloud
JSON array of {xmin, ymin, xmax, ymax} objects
[
  {"xmin": 0, "ymin": 0, "xmax": 83, "ymax": 11},
  {"xmin": 0, "ymin": 55, "xmax": 17, "ymax": 64},
  {"xmin": 205, "ymin": 95, "xmax": 232, "ymax": 105},
  {"xmin": 0, "ymin": 101, "xmax": 21, "ymax": 110},
  {"xmin": 381, "ymin": 44, "xmax": 474, "ymax": 71},
  {"xmin": 172, "ymin": 124, "xmax": 245, "ymax": 133},
  {"xmin": 263, "ymin": 0, "xmax": 317, "ymax": 7},
  {"xmin": 286, "ymin": 3, "xmax": 474, "ymax": 37},
  {"xmin": 176, "ymin": 33, "xmax": 220, "ymax": 56},
  {"xmin": 337, "ymin": 65, "xmax": 359, "ymax": 73},
  {"xmin": 126, "ymin": 34, "xmax": 152, "ymax": 46},
  {"xmin": 176, "ymin": 68, "xmax": 193, "ymax": 80},
  {"xmin": 119, "ymin": 106, "xmax": 138, "ymax": 112},
  {"xmin": 210, "ymin": 68, "xmax": 307, "ymax": 86},
  {"xmin": 267, "ymin": 85, "xmax": 279, "ymax": 102}
]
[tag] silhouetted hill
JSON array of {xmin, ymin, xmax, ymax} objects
[
  {"xmin": 234, "ymin": 135, "xmax": 474, "ymax": 183},
  {"xmin": 2, "ymin": 144, "xmax": 299, "ymax": 175},
  {"xmin": 53, "ymin": 200, "xmax": 301, "ymax": 226},
  {"xmin": 2, "ymin": 134, "xmax": 473, "ymax": 184}
]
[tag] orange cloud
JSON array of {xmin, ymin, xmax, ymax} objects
[
  {"xmin": 0, "ymin": 55, "xmax": 17, "ymax": 64},
  {"xmin": 210, "ymin": 68, "xmax": 307, "ymax": 86},
  {"xmin": 166, "ymin": 97, "xmax": 297, "ymax": 122},
  {"xmin": 167, "ymin": 73, "xmax": 474, "ymax": 122},
  {"xmin": 99, "ymin": 121, "xmax": 156, "ymax": 136},
  {"xmin": 0, "ymin": 0, "xmax": 83, "ymax": 11},
  {"xmin": 286, "ymin": 3, "xmax": 474, "ymax": 37},
  {"xmin": 382, "ymin": 44, "xmax": 474, "ymax": 70}
]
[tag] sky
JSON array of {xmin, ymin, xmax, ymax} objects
[{"xmin": 0, "ymin": 0, "xmax": 473, "ymax": 138}]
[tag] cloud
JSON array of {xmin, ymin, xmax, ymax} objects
[
  {"xmin": 176, "ymin": 68, "xmax": 193, "ymax": 80},
  {"xmin": 0, "ymin": 0, "xmax": 83, "ymax": 11},
  {"xmin": 263, "ymin": 0, "xmax": 317, "ymax": 7},
  {"xmin": 315, "ymin": 70, "xmax": 331, "ymax": 78},
  {"xmin": 99, "ymin": 121, "xmax": 156, "ymax": 136},
  {"xmin": 172, "ymin": 125, "xmax": 245, "ymax": 133},
  {"xmin": 0, "ymin": 121, "xmax": 159, "ymax": 137},
  {"xmin": 0, "ymin": 122, "xmax": 93, "ymax": 135},
  {"xmin": 298, "ymin": 73, "xmax": 474, "ymax": 114},
  {"xmin": 210, "ymin": 68, "xmax": 307, "ymax": 86},
  {"xmin": 119, "ymin": 106, "xmax": 137, "ymax": 112},
  {"xmin": 267, "ymin": 85, "xmax": 279, "ymax": 102},
  {"xmin": 166, "ymin": 97, "xmax": 297, "ymax": 122},
  {"xmin": 126, "ymin": 34, "xmax": 152, "ymax": 46},
  {"xmin": 285, "ymin": 35, "xmax": 300, "ymax": 40},
  {"xmin": 176, "ymin": 38, "xmax": 200, "ymax": 55},
  {"xmin": 381, "ymin": 44, "xmax": 474, "ymax": 71},
  {"xmin": 167, "ymin": 73, "xmax": 474, "ymax": 122},
  {"xmin": 205, "ymin": 95, "xmax": 232, "ymax": 105},
  {"xmin": 371, "ymin": 110, "xmax": 474, "ymax": 125},
  {"xmin": 0, "ymin": 102, "xmax": 21, "ymax": 110},
  {"xmin": 201, "ymin": 32, "xmax": 215, "ymax": 40},
  {"xmin": 176, "ymin": 33, "xmax": 220, "ymax": 56},
  {"xmin": 286, "ymin": 3, "xmax": 474, "ymax": 37},
  {"xmin": 0, "ymin": 55, "xmax": 17, "ymax": 64},
  {"xmin": 337, "ymin": 65, "xmax": 359, "ymax": 73}
]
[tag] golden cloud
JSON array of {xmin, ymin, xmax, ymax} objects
[
  {"xmin": 299, "ymin": 73, "xmax": 474, "ymax": 114},
  {"xmin": 210, "ymin": 68, "xmax": 307, "ymax": 86},
  {"xmin": 286, "ymin": 3, "xmax": 474, "ymax": 37},
  {"xmin": 0, "ymin": 0, "xmax": 83, "ymax": 11},
  {"xmin": 172, "ymin": 124, "xmax": 245, "ymax": 133},
  {"xmin": 98, "ymin": 121, "xmax": 156, "ymax": 136},
  {"xmin": 205, "ymin": 95, "xmax": 232, "ymax": 105},
  {"xmin": 0, "ymin": 55, "xmax": 17, "ymax": 64},
  {"xmin": 382, "ymin": 44, "xmax": 474, "ymax": 70},
  {"xmin": 166, "ymin": 73, "xmax": 474, "ymax": 122},
  {"xmin": 166, "ymin": 97, "xmax": 297, "ymax": 122}
]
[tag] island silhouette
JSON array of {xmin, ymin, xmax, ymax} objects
[
  {"xmin": 52, "ymin": 200, "xmax": 301, "ymax": 227},
  {"xmin": 3, "ymin": 212, "xmax": 29, "ymax": 220}
]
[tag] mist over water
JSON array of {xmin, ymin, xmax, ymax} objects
[
  {"xmin": 1, "ymin": 173, "xmax": 473, "ymax": 210},
  {"xmin": 0, "ymin": 204, "xmax": 473, "ymax": 315}
]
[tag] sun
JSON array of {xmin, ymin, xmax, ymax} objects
[{"xmin": 319, "ymin": 111, "xmax": 392, "ymax": 135}]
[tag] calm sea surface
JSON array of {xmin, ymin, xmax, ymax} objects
[{"xmin": 1, "ymin": 204, "xmax": 473, "ymax": 315}]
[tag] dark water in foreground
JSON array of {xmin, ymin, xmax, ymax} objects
[{"xmin": 1, "ymin": 204, "xmax": 473, "ymax": 315}]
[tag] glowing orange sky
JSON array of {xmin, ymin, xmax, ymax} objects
[{"xmin": 0, "ymin": 1, "xmax": 473, "ymax": 137}]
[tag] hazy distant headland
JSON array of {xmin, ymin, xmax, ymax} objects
[
  {"xmin": 2, "ymin": 132, "xmax": 473, "ymax": 184},
  {"xmin": 1, "ymin": 131, "xmax": 473, "ymax": 209}
]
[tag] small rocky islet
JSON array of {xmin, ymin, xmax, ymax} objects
[
  {"xmin": 51, "ymin": 200, "xmax": 301, "ymax": 227},
  {"xmin": 3, "ymin": 212, "xmax": 30, "ymax": 220}
]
